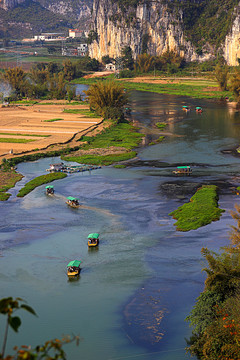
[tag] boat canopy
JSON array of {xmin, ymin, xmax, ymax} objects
[
  {"xmin": 182, "ymin": 105, "xmax": 189, "ymax": 108},
  {"xmin": 45, "ymin": 185, "xmax": 54, "ymax": 189},
  {"xmin": 67, "ymin": 196, "xmax": 79, "ymax": 201},
  {"xmin": 67, "ymin": 260, "xmax": 81, "ymax": 267},
  {"xmin": 196, "ymin": 107, "xmax": 202, "ymax": 110},
  {"xmin": 177, "ymin": 166, "xmax": 191, "ymax": 169},
  {"xmin": 88, "ymin": 233, "xmax": 99, "ymax": 239}
]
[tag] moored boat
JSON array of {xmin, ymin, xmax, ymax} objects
[
  {"xmin": 66, "ymin": 196, "xmax": 80, "ymax": 208},
  {"xmin": 45, "ymin": 185, "xmax": 54, "ymax": 195},
  {"xmin": 67, "ymin": 260, "xmax": 81, "ymax": 276},
  {"xmin": 88, "ymin": 233, "xmax": 99, "ymax": 247},
  {"xmin": 173, "ymin": 166, "xmax": 192, "ymax": 176}
]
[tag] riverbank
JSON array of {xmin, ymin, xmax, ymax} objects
[{"xmin": 74, "ymin": 75, "xmax": 231, "ymax": 100}]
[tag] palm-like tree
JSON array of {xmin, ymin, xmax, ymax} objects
[{"xmin": 84, "ymin": 79, "xmax": 129, "ymax": 121}]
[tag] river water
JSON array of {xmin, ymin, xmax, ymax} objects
[{"xmin": 1, "ymin": 90, "xmax": 240, "ymax": 360}]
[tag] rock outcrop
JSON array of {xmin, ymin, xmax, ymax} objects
[
  {"xmin": 89, "ymin": 0, "xmax": 204, "ymax": 61},
  {"xmin": 0, "ymin": 0, "xmax": 25, "ymax": 10},
  {"xmin": 224, "ymin": 3, "xmax": 240, "ymax": 66}
]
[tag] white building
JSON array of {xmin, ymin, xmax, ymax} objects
[
  {"xmin": 105, "ymin": 63, "xmax": 116, "ymax": 71},
  {"xmin": 69, "ymin": 29, "xmax": 83, "ymax": 38},
  {"xmin": 77, "ymin": 44, "xmax": 88, "ymax": 56}
]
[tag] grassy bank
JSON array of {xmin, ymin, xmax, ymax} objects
[
  {"xmin": 169, "ymin": 185, "xmax": 225, "ymax": 231},
  {"xmin": 17, "ymin": 172, "xmax": 67, "ymax": 198},
  {"xmin": 62, "ymin": 122, "xmax": 143, "ymax": 165},
  {"xmin": 0, "ymin": 169, "xmax": 23, "ymax": 200},
  {"xmin": 74, "ymin": 76, "xmax": 231, "ymax": 100},
  {"xmin": 120, "ymin": 80, "xmax": 229, "ymax": 99}
]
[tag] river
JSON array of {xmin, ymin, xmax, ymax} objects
[{"xmin": 0, "ymin": 90, "xmax": 240, "ymax": 360}]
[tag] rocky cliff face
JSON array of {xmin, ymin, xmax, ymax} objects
[
  {"xmin": 0, "ymin": 0, "xmax": 25, "ymax": 10},
  {"xmin": 0, "ymin": 0, "xmax": 92, "ymax": 22},
  {"xmin": 224, "ymin": 3, "xmax": 240, "ymax": 66},
  {"xmin": 89, "ymin": 0, "xmax": 205, "ymax": 61},
  {"xmin": 36, "ymin": 0, "xmax": 92, "ymax": 21}
]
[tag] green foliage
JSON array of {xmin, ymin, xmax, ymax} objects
[
  {"xmin": 156, "ymin": 122, "xmax": 167, "ymax": 130},
  {"xmin": 84, "ymin": 80, "xmax": 129, "ymax": 121},
  {"xmin": 215, "ymin": 64, "xmax": 229, "ymax": 91},
  {"xmin": 63, "ymin": 60, "xmax": 76, "ymax": 82},
  {"xmin": 87, "ymin": 30, "xmax": 98, "ymax": 44},
  {"xmin": 118, "ymin": 70, "xmax": 135, "ymax": 78},
  {"xmin": 169, "ymin": 185, "xmax": 225, "ymax": 231},
  {"xmin": 121, "ymin": 46, "xmax": 134, "ymax": 70},
  {"xmin": 177, "ymin": 0, "xmax": 239, "ymax": 49},
  {"xmin": 186, "ymin": 290, "xmax": 224, "ymax": 335},
  {"xmin": 229, "ymin": 67, "xmax": 240, "ymax": 101},
  {"xmin": 134, "ymin": 53, "xmax": 155, "ymax": 73},
  {"xmin": 201, "ymin": 247, "xmax": 240, "ymax": 297},
  {"xmin": 186, "ymin": 204, "xmax": 240, "ymax": 359},
  {"xmin": 17, "ymin": 172, "xmax": 67, "ymax": 197},
  {"xmin": 78, "ymin": 123, "xmax": 143, "ymax": 150}
]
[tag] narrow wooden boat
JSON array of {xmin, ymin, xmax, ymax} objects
[
  {"xmin": 45, "ymin": 185, "xmax": 54, "ymax": 195},
  {"xmin": 196, "ymin": 106, "xmax": 203, "ymax": 113},
  {"xmin": 67, "ymin": 260, "xmax": 81, "ymax": 276},
  {"xmin": 88, "ymin": 233, "xmax": 99, "ymax": 247},
  {"xmin": 66, "ymin": 196, "xmax": 80, "ymax": 208},
  {"xmin": 173, "ymin": 166, "xmax": 192, "ymax": 176}
]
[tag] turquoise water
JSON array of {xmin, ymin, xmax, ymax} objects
[{"xmin": 1, "ymin": 92, "xmax": 240, "ymax": 360}]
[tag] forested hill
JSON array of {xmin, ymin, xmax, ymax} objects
[{"xmin": 0, "ymin": 0, "xmax": 93, "ymax": 38}]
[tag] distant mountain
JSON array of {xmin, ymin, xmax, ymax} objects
[{"xmin": 0, "ymin": 0, "xmax": 93, "ymax": 38}]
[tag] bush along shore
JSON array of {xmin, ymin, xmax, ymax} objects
[
  {"xmin": 169, "ymin": 185, "xmax": 225, "ymax": 231},
  {"xmin": 0, "ymin": 169, "xmax": 23, "ymax": 201},
  {"xmin": 17, "ymin": 173, "xmax": 67, "ymax": 198}
]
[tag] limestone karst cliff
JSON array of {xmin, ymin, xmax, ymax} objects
[
  {"xmin": 89, "ymin": 0, "xmax": 240, "ymax": 66},
  {"xmin": 89, "ymin": 0, "xmax": 207, "ymax": 62}
]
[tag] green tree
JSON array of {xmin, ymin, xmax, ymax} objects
[
  {"xmin": 134, "ymin": 53, "xmax": 155, "ymax": 73},
  {"xmin": 121, "ymin": 46, "xmax": 134, "ymax": 70},
  {"xmin": 215, "ymin": 64, "xmax": 228, "ymax": 91},
  {"xmin": 229, "ymin": 67, "xmax": 240, "ymax": 103},
  {"xmin": 63, "ymin": 60, "xmax": 76, "ymax": 82},
  {"xmin": 3, "ymin": 68, "xmax": 26, "ymax": 98},
  {"xmin": 84, "ymin": 79, "xmax": 129, "ymax": 121}
]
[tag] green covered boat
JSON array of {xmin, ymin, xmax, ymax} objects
[{"xmin": 88, "ymin": 233, "xmax": 99, "ymax": 247}]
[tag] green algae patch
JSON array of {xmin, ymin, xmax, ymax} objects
[
  {"xmin": 17, "ymin": 172, "xmax": 67, "ymax": 197},
  {"xmin": 169, "ymin": 185, "xmax": 225, "ymax": 231}
]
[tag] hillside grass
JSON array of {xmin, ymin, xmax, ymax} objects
[
  {"xmin": 62, "ymin": 151, "xmax": 137, "ymax": 166},
  {"xmin": 169, "ymin": 185, "xmax": 225, "ymax": 231},
  {"xmin": 17, "ymin": 172, "xmax": 67, "ymax": 197}
]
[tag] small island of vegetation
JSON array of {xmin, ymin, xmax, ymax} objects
[
  {"xmin": 17, "ymin": 172, "xmax": 67, "ymax": 198},
  {"xmin": 169, "ymin": 185, "xmax": 225, "ymax": 231}
]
